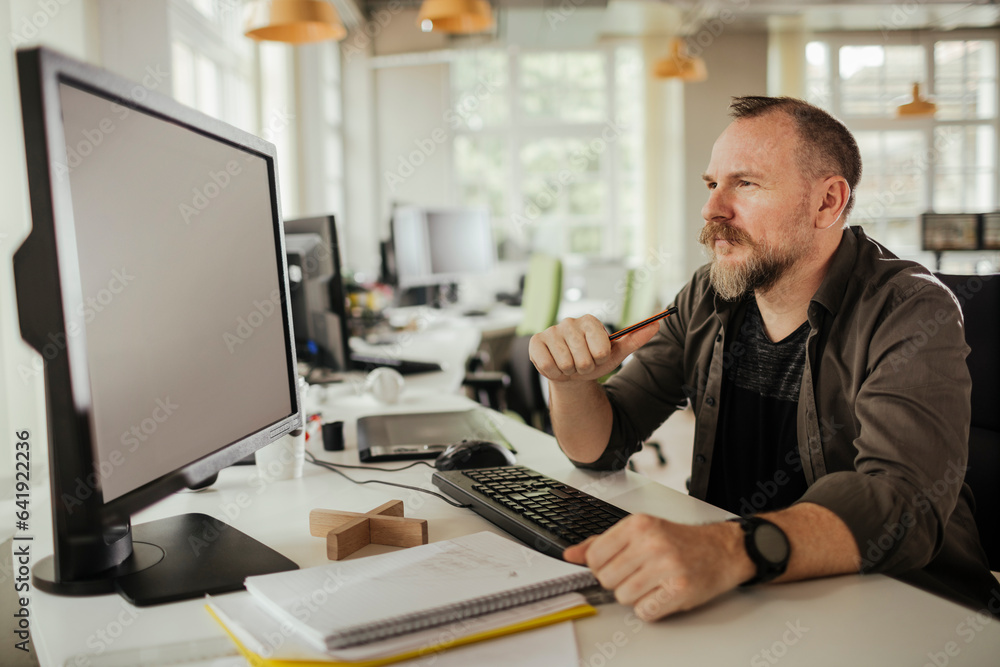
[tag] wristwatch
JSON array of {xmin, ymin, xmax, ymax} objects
[{"xmin": 729, "ymin": 516, "xmax": 790, "ymax": 586}]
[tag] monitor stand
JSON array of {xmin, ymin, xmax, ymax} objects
[{"xmin": 33, "ymin": 513, "xmax": 298, "ymax": 606}]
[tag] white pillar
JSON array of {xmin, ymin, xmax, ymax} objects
[{"xmin": 767, "ymin": 15, "xmax": 807, "ymax": 99}]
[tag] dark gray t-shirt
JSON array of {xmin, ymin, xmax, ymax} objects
[{"xmin": 705, "ymin": 298, "xmax": 810, "ymax": 515}]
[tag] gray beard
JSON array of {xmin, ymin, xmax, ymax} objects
[{"xmin": 708, "ymin": 244, "xmax": 795, "ymax": 301}]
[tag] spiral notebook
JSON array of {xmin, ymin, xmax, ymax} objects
[{"xmin": 243, "ymin": 531, "xmax": 599, "ymax": 652}]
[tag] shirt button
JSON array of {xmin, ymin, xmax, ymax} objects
[
  {"xmin": 695, "ymin": 454, "xmax": 706, "ymax": 464},
  {"xmin": 706, "ymin": 397, "xmax": 716, "ymax": 407}
]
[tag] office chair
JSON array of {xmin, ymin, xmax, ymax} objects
[
  {"xmin": 611, "ymin": 267, "xmax": 667, "ymax": 470},
  {"xmin": 618, "ymin": 266, "xmax": 660, "ymax": 331},
  {"xmin": 935, "ymin": 273, "xmax": 1000, "ymax": 571},
  {"xmin": 464, "ymin": 254, "xmax": 563, "ymax": 432}
]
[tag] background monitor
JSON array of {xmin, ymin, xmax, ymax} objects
[
  {"xmin": 392, "ymin": 205, "xmax": 496, "ymax": 290},
  {"xmin": 284, "ymin": 215, "xmax": 350, "ymax": 373},
  {"xmin": 14, "ymin": 47, "xmax": 302, "ymax": 605}
]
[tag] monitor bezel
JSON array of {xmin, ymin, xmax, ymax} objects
[
  {"xmin": 391, "ymin": 204, "xmax": 496, "ymax": 289},
  {"xmin": 14, "ymin": 46, "xmax": 302, "ymax": 583}
]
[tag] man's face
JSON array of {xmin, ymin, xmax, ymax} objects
[{"xmin": 699, "ymin": 113, "xmax": 817, "ymax": 300}]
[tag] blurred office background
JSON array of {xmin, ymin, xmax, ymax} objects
[{"xmin": 2, "ymin": 0, "xmax": 1000, "ymax": 483}]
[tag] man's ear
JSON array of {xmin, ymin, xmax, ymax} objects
[{"xmin": 815, "ymin": 177, "xmax": 850, "ymax": 230}]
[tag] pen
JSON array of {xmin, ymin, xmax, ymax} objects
[{"xmin": 608, "ymin": 306, "xmax": 679, "ymax": 341}]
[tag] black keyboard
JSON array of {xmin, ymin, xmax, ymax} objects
[
  {"xmin": 349, "ymin": 354, "xmax": 443, "ymax": 375},
  {"xmin": 432, "ymin": 465, "xmax": 630, "ymax": 559}
]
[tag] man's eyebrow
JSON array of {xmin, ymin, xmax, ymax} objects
[{"xmin": 702, "ymin": 170, "xmax": 765, "ymax": 183}]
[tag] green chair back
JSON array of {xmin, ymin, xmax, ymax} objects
[
  {"xmin": 516, "ymin": 254, "xmax": 563, "ymax": 336},
  {"xmin": 618, "ymin": 266, "xmax": 660, "ymax": 330}
]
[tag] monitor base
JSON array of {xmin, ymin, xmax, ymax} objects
[{"xmin": 33, "ymin": 513, "xmax": 298, "ymax": 606}]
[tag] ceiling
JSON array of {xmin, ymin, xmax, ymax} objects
[{"xmin": 349, "ymin": 0, "xmax": 1000, "ymax": 32}]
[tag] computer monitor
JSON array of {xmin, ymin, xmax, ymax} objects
[
  {"xmin": 284, "ymin": 215, "xmax": 350, "ymax": 373},
  {"xmin": 13, "ymin": 47, "xmax": 302, "ymax": 605},
  {"xmin": 391, "ymin": 205, "xmax": 496, "ymax": 291}
]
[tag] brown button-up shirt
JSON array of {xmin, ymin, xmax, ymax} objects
[{"xmin": 581, "ymin": 226, "xmax": 995, "ymax": 609}]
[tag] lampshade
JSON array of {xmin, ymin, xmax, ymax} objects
[
  {"xmin": 244, "ymin": 0, "xmax": 346, "ymax": 44},
  {"xmin": 653, "ymin": 37, "xmax": 708, "ymax": 82},
  {"xmin": 417, "ymin": 0, "xmax": 494, "ymax": 34},
  {"xmin": 896, "ymin": 83, "xmax": 937, "ymax": 118}
]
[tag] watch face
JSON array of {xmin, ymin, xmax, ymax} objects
[{"xmin": 754, "ymin": 523, "xmax": 790, "ymax": 563}]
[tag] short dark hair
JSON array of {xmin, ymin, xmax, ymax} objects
[{"xmin": 728, "ymin": 96, "xmax": 862, "ymax": 220}]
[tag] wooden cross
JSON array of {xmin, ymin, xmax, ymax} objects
[{"xmin": 309, "ymin": 500, "xmax": 428, "ymax": 560}]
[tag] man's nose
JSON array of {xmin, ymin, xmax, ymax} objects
[{"xmin": 701, "ymin": 186, "xmax": 732, "ymax": 223}]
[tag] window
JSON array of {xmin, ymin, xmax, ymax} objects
[
  {"xmin": 450, "ymin": 46, "xmax": 645, "ymax": 261},
  {"xmin": 169, "ymin": 0, "xmax": 330, "ymax": 217},
  {"xmin": 806, "ymin": 33, "xmax": 999, "ymax": 266},
  {"xmin": 170, "ymin": 0, "xmax": 257, "ymax": 133}
]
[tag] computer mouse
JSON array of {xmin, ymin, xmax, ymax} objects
[{"xmin": 434, "ymin": 440, "xmax": 517, "ymax": 471}]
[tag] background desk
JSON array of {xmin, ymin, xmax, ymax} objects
[{"xmin": 18, "ymin": 387, "xmax": 1000, "ymax": 666}]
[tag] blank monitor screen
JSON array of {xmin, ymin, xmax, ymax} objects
[
  {"xmin": 59, "ymin": 82, "xmax": 294, "ymax": 502},
  {"xmin": 393, "ymin": 206, "xmax": 494, "ymax": 288}
]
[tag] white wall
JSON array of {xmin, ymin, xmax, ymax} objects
[
  {"xmin": 375, "ymin": 64, "xmax": 452, "ymax": 217},
  {"xmin": 341, "ymin": 38, "xmax": 380, "ymax": 275},
  {"xmin": 1, "ymin": 0, "xmax": 102, "ymax": 500},
  {"xmin": 682, "ymin": 31, "xmax": 769, "ymax": 281}
]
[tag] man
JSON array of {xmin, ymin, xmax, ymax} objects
[{"xmin": 529, "ymin": 96, "xmax": 995, "ymax": 620}]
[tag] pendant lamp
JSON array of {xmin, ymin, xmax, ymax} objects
[
  {"xmin": 244, "ymin": 0, "xmax": 346, "ymax": 44},
  {"xmin": 653, "ymin": 37, "xmax": 708, "ymax": 82},
  {"xmin": 417, "ymin": 0, "xmax": 494, "ymax": 34},
  {"xmin": 896, "ymin": 82, "xmax": 937, "ymax": 118}
]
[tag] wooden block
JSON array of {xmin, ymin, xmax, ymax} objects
[
  {"xmin": 310, "ymin": 509, "xmax": 364, "ymax": 537},
  {"xmin": 309, "ymin": 501, "xmax": 405, "ymax": 537},
  {"xmin": 369, "ymin": 500, "xmax": 404, "ymax": 517},
  {"xmin": 326, "ymin": 517, "xmax": 370, "ymax": 560},
  {"xmin": 370, "ymin": 516, "xmax": 428, "ymax": 548},
  {"xmin": 311, "ymin": 500, "xmax": 427, "ymax": 559}
]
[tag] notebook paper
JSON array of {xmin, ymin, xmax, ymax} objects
[{"xmin": 243, "ymin": 531, "xmax": 598, "ymax": 650}]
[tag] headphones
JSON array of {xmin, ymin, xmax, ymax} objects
[{"xmin": 364, "ymin": 367, "xmax": 405, "ymax": 404}]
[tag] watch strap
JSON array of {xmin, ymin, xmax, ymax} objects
[{"xmin": 729, "ymin": 516, "xmax": 790, "ymax": 587}]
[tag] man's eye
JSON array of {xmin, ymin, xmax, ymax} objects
[
  {"xmin": 707, "ymin": 182, "xmax": 717, "ymax": 190},
  {"xmin": 739, "ymin": 180, "xmax": 753, "ymax": 187}
]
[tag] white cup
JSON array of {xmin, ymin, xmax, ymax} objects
[{"xmin": 254, "ymin": 430, "xmax": 305, "ymax": 481}]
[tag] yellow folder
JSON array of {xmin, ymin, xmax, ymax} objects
[{"xmin": 206, "ymin": 603, "xmax": 596, "ymax": 667}]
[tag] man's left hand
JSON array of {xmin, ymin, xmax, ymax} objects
[{"xmin": 563, "ymin": 514, "xmax": 755, "ymax": 621}]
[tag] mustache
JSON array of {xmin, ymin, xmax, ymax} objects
[{"xmin": 699, "ymin": 222, "xmax": 755, "ymax": 247}]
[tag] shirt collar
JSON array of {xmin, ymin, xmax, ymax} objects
[{"xmin": 809, "ymin": 225, "xmax": 863, "ymax": 317}]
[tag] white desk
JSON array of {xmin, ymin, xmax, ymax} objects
[{"xmin": 19, "ymin": 394, "xmax": 1000, "ymax": 666}]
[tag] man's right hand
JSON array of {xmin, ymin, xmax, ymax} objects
[{"xmin": 529, "ymin": 315, "xmax": 659, "ymax": 383}]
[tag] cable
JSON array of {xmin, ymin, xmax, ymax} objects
[{"xmin": 305, "ymin": 451, "xmax": 471, "ymax": 508}]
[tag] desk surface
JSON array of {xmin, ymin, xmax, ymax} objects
[{"xmin": 20, "ymin": 392, "xmax": 1000, "ymax": 666}]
